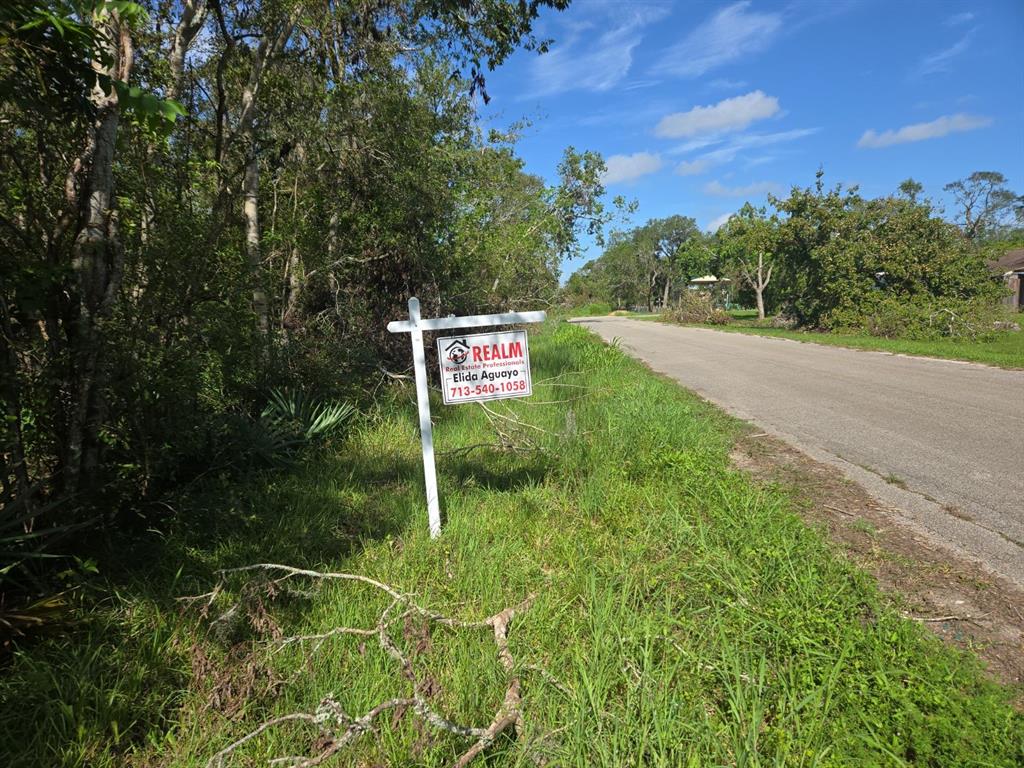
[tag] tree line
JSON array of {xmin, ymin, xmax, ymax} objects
[
  {"xmin": 1, "ymin": 0, "xmax": 621, "ymax": 581},
  {"xmin": 565, "ymin": 169, "xmax": 1023, "ymax": 332}
]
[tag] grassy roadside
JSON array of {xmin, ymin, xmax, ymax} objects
[
  {"xmin": 692, "ymin": 324, "xmax": 1024, "ymax": 369},
  {"xmin": 2, "ymin": 321, "xmax": 1021, "ymax": 767},
  {"xmin": 645, "ymin": 308, "xmax": 1024, "ymax": 369}
]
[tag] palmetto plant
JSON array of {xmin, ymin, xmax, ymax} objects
[
  {"xmin": 231, "ymin": 389, "xmax": 356, "ymax": 468},
  {"xmin": 0, "ymin": 494, "xmax": 84, "ymax": 643},
  {"xmin": 261, "ymin": 389, "xmax": 356, "ymax": 441}
]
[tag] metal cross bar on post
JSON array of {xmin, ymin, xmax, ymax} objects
[{"xmin": 387, "ymin": 297, "xmax": 547, "ymax": 538}]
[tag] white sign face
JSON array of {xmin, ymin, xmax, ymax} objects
[{"xmin": 437, "ymin": 330, "xmax": 532, "ymax": 405}]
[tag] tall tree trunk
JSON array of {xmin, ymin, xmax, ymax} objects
[
  {"xmin": 745, "ymin": 252, "xmax": 772, "ymax": 321},
  {"xmin": 64, "ymin": 13, "xmax": 134, "ymax": 493},
  {"xmin": 167, "ymin": 0, "xmax": 209, "ymax": 101},
  {"xmin": 283, "ymin": 245, "xmax": 304, "ymax": 332},
  {"xmin": 661, "ymin": 275, "xmax": 671, "ymax": 308},
  {"xmin": 242, "ymin": 152, "xmax": 269, "ymax": 332},
  {"xmin": 282, "ymin": 175, "xmax": 304, "ymax": 333},
  {"xmin": 239, "ymin": 18, "xmax": 296, "ymax": 334}
]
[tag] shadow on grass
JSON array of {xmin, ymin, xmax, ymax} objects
[
  {"xmin": 89, "ymin": 442, "xmax": 423, "ymax": 611},
  {"xmin": 444, "ymin": 451, "xmax": 552, "ymax": 493}
]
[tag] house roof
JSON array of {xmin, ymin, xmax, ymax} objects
[
  {"xmin": 690, "ymin": 275, "xmax": 728, "ymax": 284},
  {"xmin": 989, "ymin": 248, "xmax": 1024, "ymax": 273}
]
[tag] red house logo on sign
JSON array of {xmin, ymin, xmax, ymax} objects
[
  {"xmin": 437, "ymin": 330, "xmax": 532, "ymax": 404},
  {"xmin": 444, "ymin": 338, "xmax": 471, "ymax": 365}
]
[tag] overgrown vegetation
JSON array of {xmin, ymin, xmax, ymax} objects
[
  {"xmin": 1, "ymin": 322, "xmax": 1020, "ymax": 767},
  {"xmin": 565, "ymin": 169, "xmax": 1023, "ymax": 340},
  {"xmin": 0, "ymin": 0, "xmax": 632, "ymax": 611},
  {"xmin": 3, "ymin": 3, "xmax": 1022, "ymax": 765},
  {"xmin": 662, "ymin": 291, "xmax": 729, "ymax": 326}
]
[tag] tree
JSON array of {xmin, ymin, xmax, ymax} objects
[
  {"xmin": 944, "ymin": 171, "xmax": 1024, "ymax": 241},
  {"xmin": 769, "ymin": 171, "xmax": 864, "ymax": 326},
  {"xmin": 898, "ymin": 178, "xmax": 923, "ymax": 203},
  {"xmin": 647, "ymin": 215, "xmax": 699, "ymax": 308},
  {"xmin": 449, "ymin": 143, "xmax": 616, "ymax": 310},
  {"xmin": 560, "ymin": 215, "xmax": 700, "ymax": 311},
  {"xmin": 720, "ymin": 204, "xmax": 778, "ymax": 320},
  {"xmin": 0, "ymin": 0, "xmax": 583, "ymax": 526},
  {"xmin": 768, "ymin": 171, "xmax": 998, "ymax": 332}
]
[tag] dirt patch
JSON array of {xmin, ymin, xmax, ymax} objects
[{"xmin": 732, "ymin": 432, "xmax": 1024, "ymax": 693}]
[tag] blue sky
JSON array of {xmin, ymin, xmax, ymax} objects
[{"xmin": 476, "ymin": 0, "xmax": 1024, "ymax": 277}]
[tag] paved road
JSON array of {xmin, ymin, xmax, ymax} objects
[{"xmin": 574, "ymin": 318, "xmax": 1024, "ymax": 587}]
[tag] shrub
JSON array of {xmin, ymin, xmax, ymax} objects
[
  {"xmin": 569, "ymin": 302, "xmax": 614, "ymax": 316},
  {"xmin": 825, "ymin": 296, "xmax": 1003, "ymax": 341},
  {"xmin": 662, "ymin": 292, "xmax": 730, "ymax": 325}
]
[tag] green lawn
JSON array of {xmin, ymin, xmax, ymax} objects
[
  {"xmin": 699, "ymin": 324, "xmax": 1024, "ymax": 369},
  {"xmin": 2, "ymin": 321, "xmax": 1020, "ymax": 767}
]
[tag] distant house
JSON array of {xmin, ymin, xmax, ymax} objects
[
  {"xmin": 990, "ymin": 249, "xmax": 1024, "ymax": 312},
  {"xmin": 687, "ymin": 274, "xmax": 730, "ymax": 291}
]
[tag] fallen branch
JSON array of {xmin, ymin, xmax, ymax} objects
[
  {"xmin": 196, "ymin": 566, "xmax": 538, "ymax": 767},
  {"xmin": 207, "ymin": 713, "xmax": 318, "ymax": 768},
  {"xmin": 453, "ymin": 598, "xmax": 534, "ymax": 768},
  {"xmin": 903, "ymin": 612, "xmax": 987, "ymax": 624},
  {"xmin": 823, "ymin": 503, "xmax": 858, "ymax": 517}
]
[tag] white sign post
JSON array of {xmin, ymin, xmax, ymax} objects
[{"xmin": 387, "ymin": 297, "xmax": 546, "ymax": 538}]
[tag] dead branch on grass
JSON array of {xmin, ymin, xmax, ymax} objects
[
  {"xmin": 194, "ymin": 564, "xmax": 538, "ymax": 768},
  {"xmin": 903, "ymin": 612, "xmax": 988, "ymax": 624},
  {"xmin": 823, "ymin": 503, "xmax": 858, "ymax": 517}
]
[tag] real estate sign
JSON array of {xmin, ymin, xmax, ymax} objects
[
  {"xmin": 437, "ymin": 330, "xmax": 532, "ymax": 404},
  {"xmin": 387, "ymin": 298, "xmax": 545, "ymax": 537}
]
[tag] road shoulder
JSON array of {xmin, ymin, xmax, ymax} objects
[{"xmin": 732, "ymin": 430, "xmax": 1024, "ymax": 691}]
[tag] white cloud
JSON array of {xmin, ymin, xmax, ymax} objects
[
  {"xmin": 670, "ymin": 136, "xmax": 726, "ymax": 154},
  {"xmin": 691, "ymin": 127, "xmax": 819, "ymax": 163},
  {"xmin": 652, "ymin": 2, "xmax": 783, "ymax": 77},
  {"xmin": 857, "ymin": 113, "xmax": 992, "ymax": 148},
  {"xmin": 915, "ymin": 30, "xmax": 974, "ymax": 76},
  {"xmin": 667, "ymin": 128, "xmax": 817, "ymax": 177},
  {"xmin": 528, "ymin": 5, "xmax": 670, "ymax": 97},
  {"xmin": 945, "ymin": 12, "xmax": 974, "ymax": 26},
  {"xmin": 703, "ymin": 179, "xmax": 780, "ymax": 197},
  {"xmin": 622, "ymin": 79, "xmax": 662, "ymax": 91},
  {"xmin": 708, "ymin": 78, "xmax": 748, "ymax": 90},
  {"xmin": 655, "ymin": 91, "xmax": 779, "ymax": 138},
  {"xmin": 707, "ymin": 212, "xmax": 734, "ymax": 232},
  {"xmin": 675, "ymin": 159, "xmax": 712, "ymax": 176},
  {"xmin": 602, "ymin": 152, "xmax": 663, "ymax": 184}
]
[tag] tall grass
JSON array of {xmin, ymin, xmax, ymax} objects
[{"xmin": 1, "ymin": 321, "xmax": 1020, "ymax": 767}]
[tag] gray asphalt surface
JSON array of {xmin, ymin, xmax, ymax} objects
[{"xmin": 573, "ymin": 317, "xmax": 1024, "ymax": 587}]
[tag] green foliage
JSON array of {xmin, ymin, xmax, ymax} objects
[
  {"xmin": 261, "ymin": 389, "xmax": 356, "ymax": 442},
  {"xmin": 826, "ymin": 295, "xmax": 1004, "ymax": 341},
  {"xmin": 1, "ymin": 0, "xmax": 105, "ymax": 117},
  {"xmin": 570, "ymin": 170, "xmax": 1012, "ymax": 338},
  {"xmin": 1, "ymin": 323, "xmax": 1020, "ymax": 766},
  {"xmin": 562, "ymin": 301, "xmax": 613, "ymax": 317},
  {"xmin": 562, "ymin": 215, "xmax": 704, "ymax": 311},
  {"xmin": 220, "ymin": 390, "xmax": 356, "ymax": 469},
  {"xmin": 0, "ymin": 0, "xmax": 589, "ymax": 571},
  {"xmin": 767, "ymin": 171, "xmax": 1002, "ymax": 332},
  {"xmin": 109, "ymin": 80, "xmax": 184, "ymax": 135}
]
